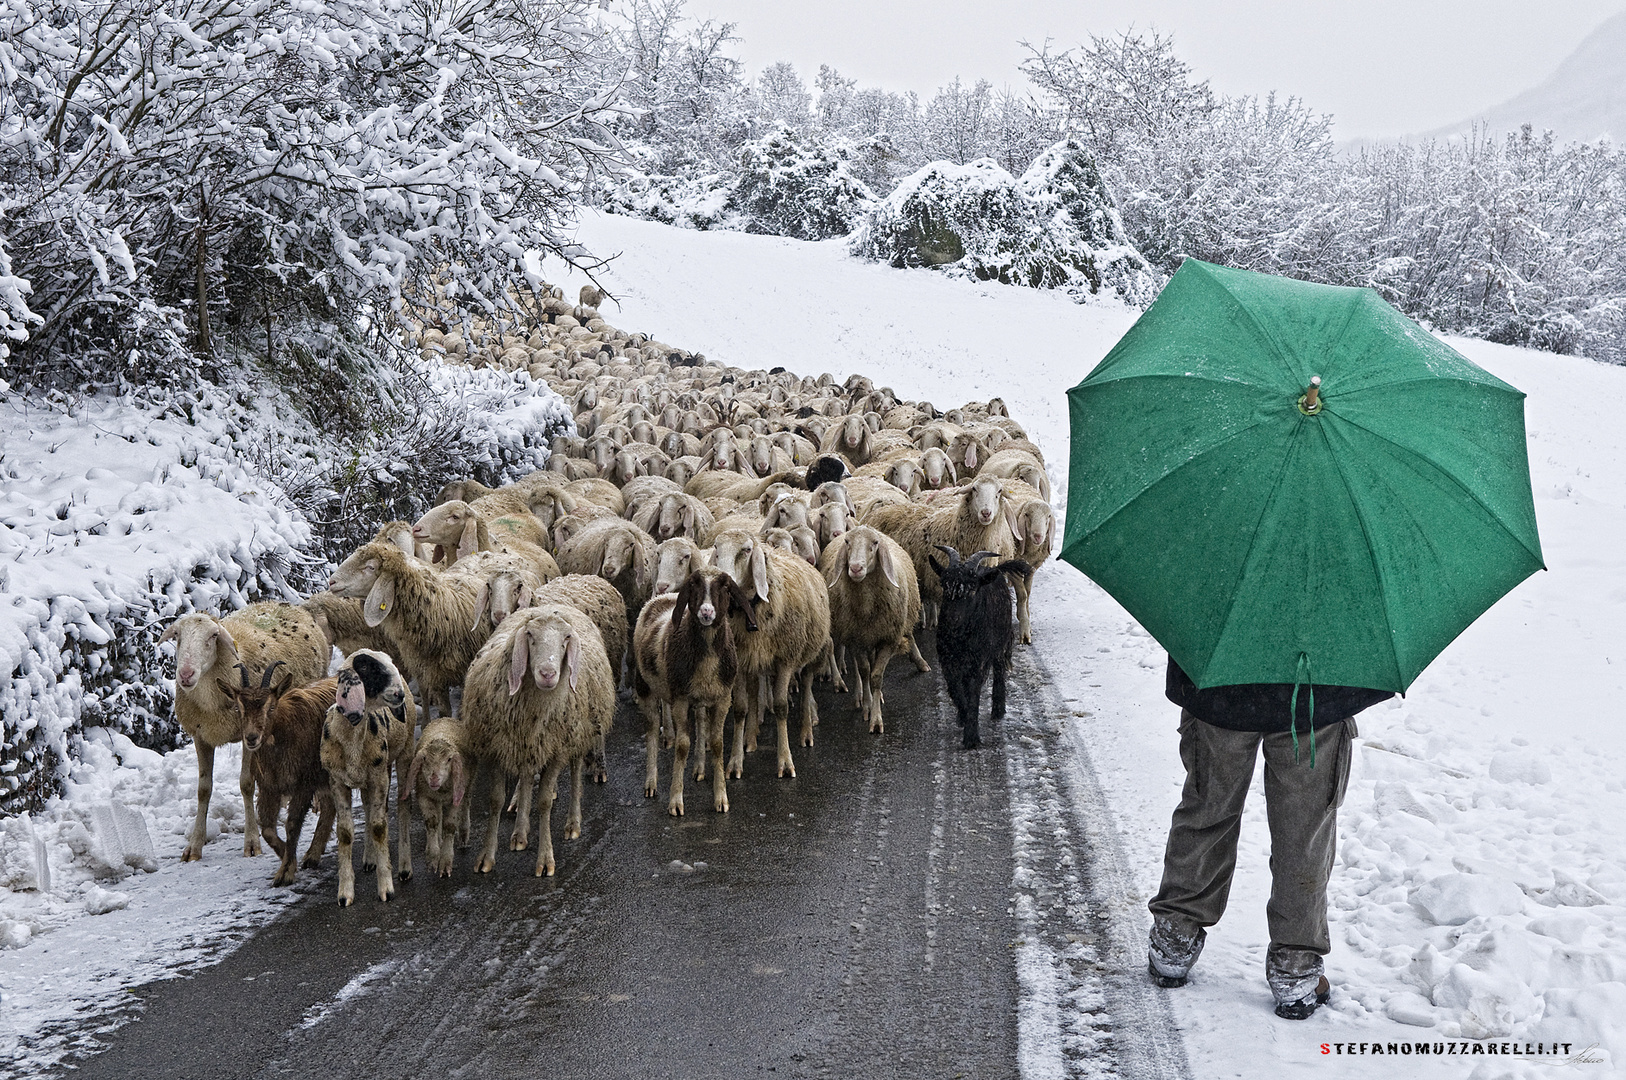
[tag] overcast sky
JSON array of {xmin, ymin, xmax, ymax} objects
[{"xmin": 690, "ymin": 0, "xmax": 1625, "ymax": 139}]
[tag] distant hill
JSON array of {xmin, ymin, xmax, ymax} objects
[{"xmin": 1423, "ymin": 11, "xmax": 1626, "ymax": 143}]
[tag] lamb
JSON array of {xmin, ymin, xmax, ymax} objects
[
  {"xmin": 709, "ymin": 529, "xmax": 832, "ymax": 779},
  {"xmin": 633, "ymin": 568, "xmax": 757, "ymax": 814},
  {"xmin": 321, "ymin": 650, "xmax": 417, "ymax": 905},
  {"xmin": 819, "ymin": 526, "xmax": 922, "ymax": 735},
  {"xmin": 928, "ymin": 547, "xmax": 1031, "ymax": 749},
  {"xmin": 159, "ymin": 602, "xmax": 329, "ymax": 861},
  {"xmin": 554, "ymin": 515, "xmax": 657, "ymax": 635},
  {"xmin": 463, "ymin": 604, "xmax": 616, "ymax": 876},
  {"xmin": 325, "ymin": 542, "xmax": 490, "ymax": 716},
  {"xmin": 221, "ymin": 667, "xmax": 340, "ymax": 886},
  {"xmin": 403, "ymin": 716, "xmax": 469, "ymax": 879}
]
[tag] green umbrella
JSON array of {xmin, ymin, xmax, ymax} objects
[{"xmin": 1061, "ymin": 259, "xmax": 1545, "ymax": 693}]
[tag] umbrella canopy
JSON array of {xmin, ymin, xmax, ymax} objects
[{"xmin": 1061, "ymin": 260, "xmax": 1544, "ymax": 692}]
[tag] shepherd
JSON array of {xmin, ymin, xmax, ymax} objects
[{"xmin": 1062, "ymin": 260, "xmax": 1545, "ymax": 1019}]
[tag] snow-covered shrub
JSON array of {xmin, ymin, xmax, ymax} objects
[
  {"xmin": 850, "ymin": 149, "xmax": 1161, "ymax": 305},
  {"xmin": 598, "ymin": 154, "xmax": 737, "ymax": 231},
  {"xmin": 728, "ymin": 129, "xmax": 877, "ymax": 240},
  {"xmin": 1019, "ymin": 140, "xmax": 1163, "ymax": 306}
]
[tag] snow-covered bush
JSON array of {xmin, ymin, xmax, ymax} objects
[
  {"xmin": 729, "ymin": 129, "xmax": 877, "ymax": 240},
  {"xmin": 0, "ymin": 0, "xmax": 625, "ymax": 390},
  {"xmin": 598, "ymin": 151, "xmax": 737, "ymax": 231},
  {"xmin": 850, "ymin": 149, "xmax": 1161, "ymax": 305}
]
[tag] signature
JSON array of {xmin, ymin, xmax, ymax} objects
[{"xmin": 1559, "ymin": 1044, "xmax": 1606, "ymax": 1067}]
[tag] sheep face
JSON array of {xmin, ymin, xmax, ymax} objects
[
  {"xmin": 786, "ymin": 525, "xmax": 819, "ymax": 565},
  {"xmin": 762, "ymin": 497, "xmax": 809, "ymax": 532},
  {"xmin": 409, "ymin": 736, "xmax": 466, "ymax": 805},
  {"xmin": 813, "ymin": 502, "xmax": 852, "ymax": 550},
  {"xmin": 666, "ymin": 458, "xmax": 697, "ymax": 487},
  {"xmin": 413, "ymin": 500, "xmax": 479, "ymax": 556},
  {"xmin": 673, "ymin": 568, "xmax": 753, "ymax": 630},
  {"xmin": 842, "ymin": 528, "xmax": 901, "ymax": 587},
  {"xmin": 373, "ymin": 521, "xmax": 420, "ymax": 559},
  {"xmin": 584, "ymin": 435, "xmax": 617, "ymax": 472},
  {"xmin": 160, "ymin": 614, "xmax": 239, "ymax": 692},
  {"xmin": 507, "ymin": 613, "xmax": 580, "ymax": 694},
  {"xmin": 920, "ymin": 448, "xmax": 956, "ymax": 489},
  {"xmin": 966, "ymin": 478, "xmax": 1005, "ymax": 527},
  {"xmin": 653, "ymin": 539, "xmax": 704, "ymax": 596},
  {"xmin": 884, "ymin": 459, "xmax": 922, "ymax": 496},
  {"xmin": 809, "ymin": 481, "xmax": 855, "ymax": 513},
  {"xmin": 335, "ymin": 650, "xmax": 405, "ymax": 722},
  {"xmin": 600, "ymin": 533, "xmax": 648, "ymax": 592},
  {"xmin": 838, "ymin": 415, "xmax": 868, "ymax": 453},
  {"xmin": 711, "ymin": 532, "xmax": 770, "ymax": 603},
  {"xmin": 948, "ymin": 433, "xmax": 982, "ymax": 473},
  {"xmin": 327, "ymin": 546, "xmax": 398, "ymax": 628},
  {"xmin": 655, "ymin": 494, "xmax": 696, "ymax": 542},
  {"xmin": 527, "ymin": 488, "xmax": 575, "ymax": 530},
  {"xmin": 1020, "ymin": 503, "xmax": 1055, "ymax": 553},
  {"xmin": 473, "ymin": 571, "xmax": 533, "ymax": 629}
]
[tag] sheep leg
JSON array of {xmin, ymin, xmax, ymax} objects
[
  {"xmin": 1015, "ymin": 576, "xmax": 1033, "ymax": 645},
  {"xmin": 458, "ymin": 800, "xmax": 471, "ymax": 847},
  {"xmin": 710, "ymin": 701, "xmax": 730, "ymax": 814},
  {"xmin": 729, "ymin": 707, "xmax": 748, "ymax": 780},
  {"xmin": 277, "ymin": 788, "xmax": 314, "ymax": 888},
  {"xmin": 851, "ymin": 648, "xmax": 867, "ymax": 712},
  {"xmin": 591, "ymin": 727, "xmax": 609, "ymax": 785},
  {"xmin": 642, "ymin": 696, "xmax": 663, "ymax": 798},
  {"xmin": 668, "ymin": 699, "xmax": 691, "ymax": 816},
  {"xmin": 774, "ymin": 667, "xmax": 797, "ymax": 778},
  {"xmin": 828, "ymin": 645, "xmax": 849, "ymax": 694},
  {"xmin": 303, "ymin": 795, "xmax": 334, "ymax": 869},
  {"xmin": 334, "ymin": 784, "xmax": 357, "ymax": 905},
  {"xmin": 798, "ymin": 665, "xmax": 817, "ymax": 748},
  {"xmin": 564, "ymin": 758, "xmax": 584, "ymax": 841},
  {"xmin": 534, "ymin": 761, "xmax": 564, "ymax": 876},
  {"xmin": 184, "ymin": 741, "xmax": 215, "ymax": 862},
  {"xmin": 868, "ymin": 644, "xmax": 899, "ymax": 734},
  {"xmin": 441, "ymin": 807, "xmax": 459, "ymax": 876},
  {"xmin": 394, "ymin": 761, "xmax": 413, "ymax": 882},
  {"xmin": 907, "ymin": 633, "xmax": 931, "ymax": 673},
  {"xmin": 749, "ymin": 672, "xmax": 768, "ymax": 753},
  {"xmin": 365, "ymin": 774, "xmax": 394, "ymax": 902},
  {"xmin": 509, "ymin": 771, "xmax": 535, "ymax": 852},
  {"xmin": 476, "ymin": 764, "xmax": 507, "ymax": 874},
  {"xmin": 421, "ymin": 798, "xmax": 443, "ymax": 878},
  {"xmin": 237, "ymin": 746, "xmax": 262, "ymax": 858}
]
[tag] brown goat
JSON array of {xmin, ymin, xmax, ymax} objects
[{"xmin": 219, "ymin": 664, "xmax": 339, "ymax": 888}]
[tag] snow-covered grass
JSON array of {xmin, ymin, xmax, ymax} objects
[{"xmin": 551, "ymin": 212, "xmax": 1626, "ymax": 1077}]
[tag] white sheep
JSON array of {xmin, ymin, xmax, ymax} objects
[
  {"xmin": 463, "ymin": 604, "xmax": 615, "ymax": 876},
  {"xmin": 820, "ymin": 526, "xmax": 924, "ymax": 735},
  {"xmin": 159, "ymin": 602, "xmax": 329, "ymax": 862}
]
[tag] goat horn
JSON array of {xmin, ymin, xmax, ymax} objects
[
  {"xmin": 259, "ymin": 659, "xmax": 287, "ymax": 689},
  {"xmin": 235, "ymin": 662, "xmax": 250, "ymax": 687},
  {"xmin": 933, "ymin": 544, "xmax": 962, "ymax": 566},
  {"xmin": 966, "ymin": 550, "xmax": 997, "ymax": 568}
]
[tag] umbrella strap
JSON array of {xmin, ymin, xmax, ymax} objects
[{"xmin": 1289, "ymin": 652, "xmax": 1317, "ymax": 769}]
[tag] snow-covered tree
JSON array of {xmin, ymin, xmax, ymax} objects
[
  {"xmin": 730, "ymin": 128, "xmax": 876, "ymax": 240},
  {"xmin": 0, "ymin": 0, "xmax": 626, "ymax": 387}
]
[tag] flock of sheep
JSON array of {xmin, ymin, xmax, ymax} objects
[{"xmin": 157, "ymin": 285, "xmax": 1056, "ymax": 904}]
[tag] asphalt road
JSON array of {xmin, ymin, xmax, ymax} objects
[{"xmin": 56, "ymin": 639, "xmax": 1189, "ymax": 1080}]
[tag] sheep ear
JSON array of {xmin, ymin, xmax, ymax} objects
[
  {"xmin": 214, "ymin": 677, "xmax": 236, "ymax": 699},
  {"xmin": 451, "ymin": 755, "xmax": 467, "ymax": 806},
  {"xmin": 363, "ymin": 574, "xmax": 394, "ymax": 627},
  {"xmin": 458, "ymin": 517, "xmax": 480, "ymax": 560},
  {"xmin": 158, "ymin": 620, "xmax": 181, "ymax": 644},
  {"xmin": 683, "ymin": 504, "xmax": 694, "ymax": 531},
  {"xmin": 879, "ymin": 543, "xmax": 900, "ymax": 588},
  {"xmin": 1045, "ymin": 514, "xmax": 1055, "ymax": 552},
  {"xmin": 516, "ymin": 584, "xmax": 533, "ymax": 610},
  {"xmin": 471, "ymin": 581, "xmax": 490, "ymax": 631},
  {"xmin": 214, "ymin": 624, "xmax": 240, "ymax": 661},
  {"xmin": 634, "ymin": 550, "xmax": 649, "ymax": 591},
  {"xmin": 1005, "ymin": 502, "xmax": 1022, "ymax": 545},
  {"xmin": 508, "ymin": 630, "xmax": 530, "ymax": 696},
  {"xmin": 403, "ymin": 749, "xmax": 424, "ymax": 800},
  {"xmin": 751, "ymin": 545, "xmax": 769, "ymax": 602},
  {"xmin": 565, "ymin": 633, "xmax": 580, "ymax": 691}
]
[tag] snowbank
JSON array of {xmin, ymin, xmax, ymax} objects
[{"xmin": 550, "ymin": 213, "xmax": 1626, "ymax": 1077}]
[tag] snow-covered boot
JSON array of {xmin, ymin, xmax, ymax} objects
[
  {"xmin": 1268, "ymin": 945, "xmax": 1330, "ymax": 1019},
  {"xmin": 1147, "ymin": 916, "xmax": 1205, "ymax": 988},
  {"xmin": 1272, "ymin": 975, "xmax": 1330, "ymax": 1020}
]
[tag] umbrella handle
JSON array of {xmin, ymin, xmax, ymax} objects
[{"xmin": 1299, "ymin": 375, "xmax": 1323, "ymax": 416}]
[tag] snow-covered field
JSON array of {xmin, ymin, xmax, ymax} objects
[
  {"xmin": 2, "ymin": 211, "xmax": 1621, "ymax": 1078},
  {"xmin": 553, "ymin": 212, "xmax": 1626, "ymax": 1077}
]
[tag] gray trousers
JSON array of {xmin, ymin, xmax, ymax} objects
[{"xmin": 1149, "ymin": 709, "xmax": 1355, "ymax": 983}]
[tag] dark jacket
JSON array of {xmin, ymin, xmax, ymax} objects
[{"xmin": 1165, "ymin": 657, "xmax": 1393, "ymax": 733}]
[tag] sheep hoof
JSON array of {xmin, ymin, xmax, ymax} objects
[
  {"xmin": 301, "ymin": 854, "xmax": 321, "ymax": 869},
  {"xmin": 644, "ymin": 783, "xmax": 657, "ymax": 798},
  {"xmin": 714, "ymin": 796, "xmax": 729, "ymax": 813},
  {"xmin": 509, "ymin": 835, "xmax": 528, "ymax": 852},
  {"xmin": 243, "ymin": 840, "xmax": 262, "ymax": 857},
  {"xmin": 476, "ymin": 857, "xmax": 495, "ymax": 874},
  {"xmin": 398, "ymin": 867, "xmax": 413, "ymax": 882},
  {"xmin": 337, "ymin": 895, "xmax": 352, "ymax": 908},
  {"xmin": 869, "ymin": 721, "xmax": 884, "ymax": 735},
  {"xmin": 361, "ymin": 859, "xmax": 376, "ymax": 872},
  {"xmin": 668, "ymin": 800, "xmax": 684, "ymax": 817},
  {"xmin": 564, "ymin": 825, "xmax": 581, "ymax": 841},
  {"xmin": 182, "ymin": 847, "xmax": 202, "ymax": 863},
  {"xmin": 778, "ymin": 763, "xmax": 796, "ymax": 779}
]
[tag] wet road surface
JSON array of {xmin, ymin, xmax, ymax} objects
[{"xmin": 56, "ymin": 640, "xmax": 1189, "ymax": 1080}]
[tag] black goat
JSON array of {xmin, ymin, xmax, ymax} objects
[{"xmin": 928, "ymin": 546, "xmax": 1032, "ymax": 749}]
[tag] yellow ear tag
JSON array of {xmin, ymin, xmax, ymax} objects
[{"xmin": 377, "ymin": 602, "xmax": 388, "ymax": 613}]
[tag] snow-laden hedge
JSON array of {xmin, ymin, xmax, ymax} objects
[
  {"xmin": 729, "ymin": 128, "xmax": 877, "ymax": 240},
  {"xmin": 850, "ymin": 141, "xmax": 1163, "ymax": 306},
  {"xmin": 0, "ymin": 361, "xmax": 572, "ymax": 815}
]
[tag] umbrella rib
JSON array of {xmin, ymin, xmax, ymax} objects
[
  {"xmin": 1325, "ymin": 413, "xmax": 1545, "ymax": 567},
  {"xmin": 1316, "ymin": 422, "xmax": 1406, "ymax": 689}
]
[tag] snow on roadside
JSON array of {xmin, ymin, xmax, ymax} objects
[{"xmin": 556, "ymin": 213, "xmax": 1626, "ymax": 1076}]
